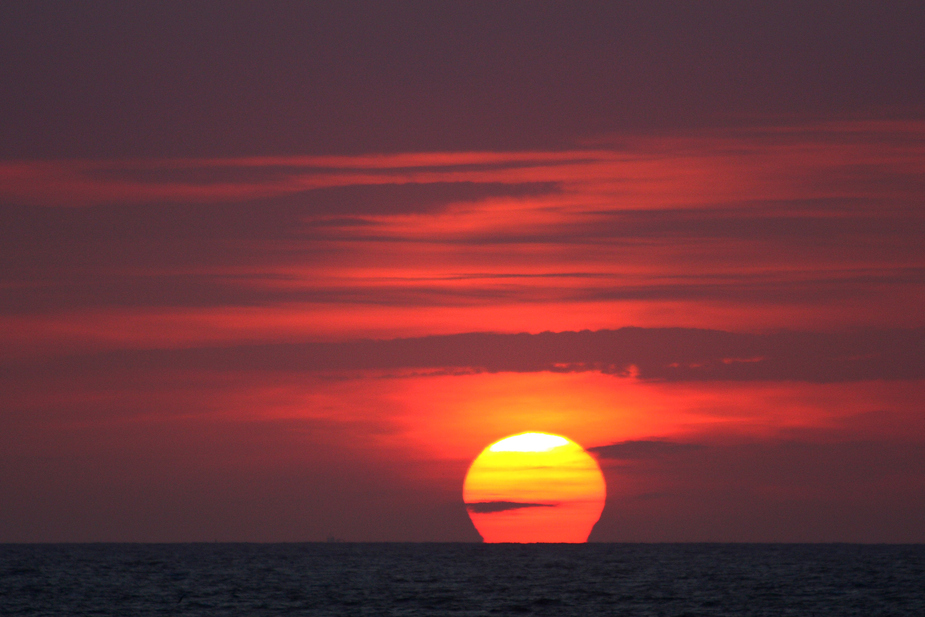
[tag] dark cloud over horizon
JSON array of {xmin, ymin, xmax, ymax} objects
[{"xmin": 588, "ymin": 440, "xmax": 706, "ymax": 460}]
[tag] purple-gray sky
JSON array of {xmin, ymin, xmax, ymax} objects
[{"xmin": 1, "ymin": 1, "xmax": 924, "ymax": 542}]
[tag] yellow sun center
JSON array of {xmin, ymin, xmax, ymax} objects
[{"xmin": 463, "ymin": 431, "xmax": 606, "ymax": 543}]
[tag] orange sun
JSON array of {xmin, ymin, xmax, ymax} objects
[{"xmin": 463, "ymin": 432, "xmax": 606, "ymax": 543}]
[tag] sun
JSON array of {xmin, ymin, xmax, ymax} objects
[{"xmin": 463, "ymin": 432, "xmax": 606, "ymax": 543}]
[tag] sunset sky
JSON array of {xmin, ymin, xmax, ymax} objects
[{"xmin": 2, "ymin": 1, "xmax": 924, "ymax": 542}]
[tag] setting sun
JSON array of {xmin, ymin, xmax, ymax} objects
[{"xmin": 463, "ymin": 432, "xmax": 606, "ymax": 543}]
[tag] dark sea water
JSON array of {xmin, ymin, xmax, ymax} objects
[{"xmin": 2, "ymin": 543, "xmax": 923, "ymax": 616}]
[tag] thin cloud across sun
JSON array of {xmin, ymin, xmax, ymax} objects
[{"xmin": 463, "ymin": 432, "xmax": 606, "ymax": 543}]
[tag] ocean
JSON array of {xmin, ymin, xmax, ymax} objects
[{"xmin": 2, "ymin": 543, "xmax": 923, "ymax": 615}]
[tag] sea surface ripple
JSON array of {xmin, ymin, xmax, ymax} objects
[{"xmin": 2, "ymin": 543, "xmax": 923, "ymax": 616}]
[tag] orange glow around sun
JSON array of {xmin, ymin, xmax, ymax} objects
[{"xmin": 463, "ymin": 432, "xmax": 606, "ymax": 543}]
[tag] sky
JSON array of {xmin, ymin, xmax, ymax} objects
[{"xmin": 1, "ymin": 1, "xmax": 924, "ymax": 542}]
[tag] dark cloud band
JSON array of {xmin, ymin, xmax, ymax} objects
[{"xmin": 14, "ymin": 327, "xmax": 925, "ymax": 383}]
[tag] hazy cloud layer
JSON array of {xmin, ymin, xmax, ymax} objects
[{"xmin": 2, "ymin": 3, "xmax": 924, "ymax": 158}]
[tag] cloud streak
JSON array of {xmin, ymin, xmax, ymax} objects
[
  {"xmin": 3, "ymin": 121, "xmax": 922, "ymax": 345},
  {"xmin": 465, "ymin": 501, "xmax": 557, "ymax": 514},
  {"xmin": 2, "ymin": 121, "xmax": 923, "ymax": 208}
]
